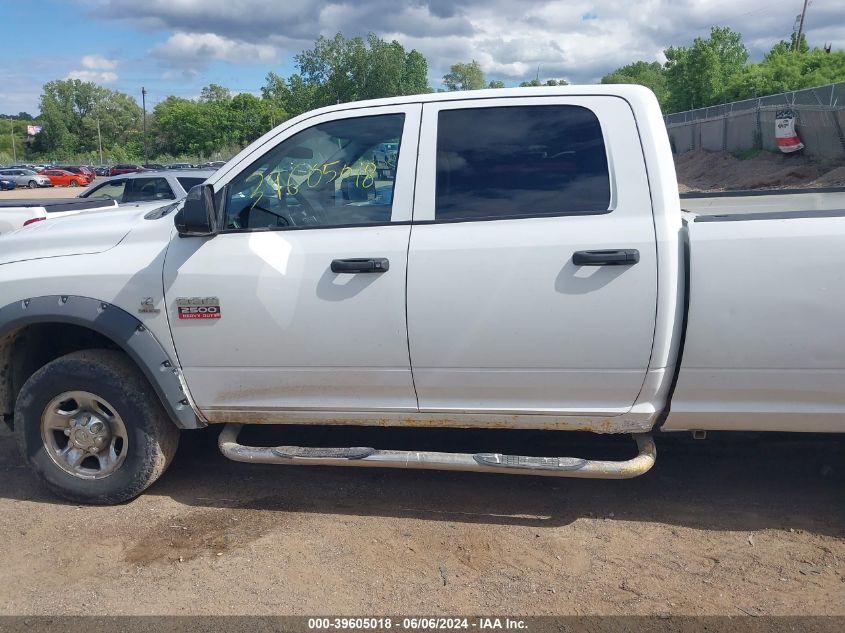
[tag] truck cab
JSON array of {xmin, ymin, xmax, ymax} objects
[{"xmin": 2, "ymin": 85, "xmax": 842, "ymax": 505}]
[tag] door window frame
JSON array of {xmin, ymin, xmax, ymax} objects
[
  {"xmin": 211, "ymin": 103, "xmax": 422, "ymax": 232},
  {"xmin": 413, "ymin": 96, "xmax": 629, "ymax": 223}
]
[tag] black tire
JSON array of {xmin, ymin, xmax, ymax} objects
[
  {"xmin": 69, "ymin": 180, "xmax": 78, "ymax": 187},
  {"xmin": 14, "ymin": 349, "xmax": 179, "ymax": 504},
  {"xmin": 27, "ymin": 180, "xmax": 37, "ymax": 189}
]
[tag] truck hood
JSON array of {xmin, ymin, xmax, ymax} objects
[{"xmin": 0, "ymin": 202, "xmax": 168, "ymax": 266}]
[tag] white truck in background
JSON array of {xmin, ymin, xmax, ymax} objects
[
  {"xmin": 0, "ymin": 198, "xmax": 117, "ymax": 235},
  {"xmin": 1, "ymin": 85, "xmax": 843, "ymax": 505}
]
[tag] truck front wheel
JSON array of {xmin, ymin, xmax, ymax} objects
[{"xmin": 14, "ymin": 349, "xmax": 180, "ymax": 504}]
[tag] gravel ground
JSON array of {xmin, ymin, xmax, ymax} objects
[
  {"xmin": 1, "ymin": 423, "xmax": 843, "ymax": 616},
  {"xmin": 0, "ymin": 185, "xmax": 92, "ymax": 199}
]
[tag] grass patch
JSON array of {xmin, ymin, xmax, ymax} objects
[{"xmin": 733, "ymin": 148, "xmax": 762, "ymax": 161}]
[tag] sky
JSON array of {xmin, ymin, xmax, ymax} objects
[{"xmin": 0, "ymin": 0, "xmax": 842, "ymax": 115}]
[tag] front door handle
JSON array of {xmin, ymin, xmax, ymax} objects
[
  {"xmin": 572, "ymin": 249, "xmax": 640, "ymax": 266},
  {"xmin": 331, "ymin": 258, "xmax": 390, "ymax": 273}
]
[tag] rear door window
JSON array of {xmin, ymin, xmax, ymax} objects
[
  {"xmin": 435, "ymin": 105, "xmax": 611, "ymax": 221},
  {"xmin": 123, "ymin": 177, "xmax": 175, "ymax": 202}
]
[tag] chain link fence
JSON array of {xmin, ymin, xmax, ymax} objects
[{"xmin": 664, "ymin": 82, "xmax": 845, "ymax": 159}]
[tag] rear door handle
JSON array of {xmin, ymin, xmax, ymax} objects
[
  {"xmin": 331, "ymin": 258, "xmax": 390, "ymax": 273},
  {"xmin": 572, "ymin": 249, "xmax": 640, "ymax": 266}
]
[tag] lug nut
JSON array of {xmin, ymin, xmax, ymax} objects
[{"xmin": 89, "ymin": 421, "xmax": 104, "ymax": 434}]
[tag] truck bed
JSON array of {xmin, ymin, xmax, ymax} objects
[
  {"xmin": 680, "ymin": 186, "xmax": 845, "ymax": 215},
  {"xmin": 665, "ymin": 187, "xmax": 845, "ymax": 433},
  {"xmin": 0, "ymin": 198, "xmax": 117, "ymax": 235}
]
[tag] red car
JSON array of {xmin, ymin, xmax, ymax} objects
[
  {"xmin": 57, "ymin": 165, "xmax": 96, "ymax": 180},
  {"xmin": 41, "ymin": 169, "xmax": 92, "ymax": 187}
]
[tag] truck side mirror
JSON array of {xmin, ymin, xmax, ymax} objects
[{"xmin": 175, "ymin": 184, "xmax": 219, "ymax": 237}]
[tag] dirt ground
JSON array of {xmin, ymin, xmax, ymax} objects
[
  {"xmin": 0, "ymin": 423, "xmax": 843, "ymax": 616},
  {"xmin": 0, "ymin": 185, "xmax": 88, "ymax": 199},
  {"xmin": 675, "ymin": 150, "xmax": 845, "ymax": 193}
]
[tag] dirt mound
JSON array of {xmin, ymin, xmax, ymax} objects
[{"xmin": 675, "ymin": 150, "xmax": 845, "ymax": 192}]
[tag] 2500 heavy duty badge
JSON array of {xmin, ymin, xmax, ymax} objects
[{"xmin": 176, "ymin": 297, "xmax": 221, "ymax": 320}]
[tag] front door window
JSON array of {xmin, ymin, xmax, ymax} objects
[{"xmin": 224, "ymin": 114, "xmax": 405, "ymax": 231}]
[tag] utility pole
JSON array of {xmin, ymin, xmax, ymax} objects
[
  {"xmin": 96, "ymin": 118, "xmax": 103, "ymax": 165},
  {"xmin": 141, "ymin": 86, "xmax": 148, "ymax": 164},
  {"xmin": 7, "ymin": 117, "xmax": 17, "ymax": 163},
  {"xmin": 795, "ymin": 0, "xmax": 810, "ymax": 52}
]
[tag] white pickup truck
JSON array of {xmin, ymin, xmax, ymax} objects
[
  {"xmin": 0, "ymin": 198, "xmax": 117, "ymax": 236},
  {"xmin": 1, "ymin": 85, "xmax": 844, "ymax": 504}
]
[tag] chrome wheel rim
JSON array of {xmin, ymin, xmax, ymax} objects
[{"xmin": 40, "ymin": 391, "xmax": 129, "ymax": 480}]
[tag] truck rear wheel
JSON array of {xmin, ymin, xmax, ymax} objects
[{"xmin": 14, "ymin": 349, "xmax": 179, "ymax": 504}]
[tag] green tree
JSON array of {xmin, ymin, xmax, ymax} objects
[
  {"xmin": 601, "ymin": 61, "xmax": 668, "ymax": 106},
  {"xmin": 199, "ymin": 84, "xmax": 232, "ymax": 103},
  {"xmin": 292, "ymin": 33, "xmax": 430, "ymax": 109},
  {"xmin": 487, "ymin": 80, "xmax": 505, "ymax": 89},
  {"xmin": 33, "ymin": 79, "xmax": 141, "ymax": 158},
  {"xmin": 151, "ymin": 96, "xmax": 210, "ymax": 156},
  {"xmin": 443, "ymin": 60, "xmax": 485, "ymax": 91},
  {"xmin": 725, "ymin": 43, "xmax": 845, "ymax": 101},
  {"xmin": 228, "ymin": 93, "xmax": 269, "ymax": 146},
  {"xmin": 0, "ymin": 115, "xmax": 40, "ymax": 162},
  {"xmin": 401, "ymin": 50, "xmax": 431, "ymax": 95},
  {"xmin": 518, "ymin": 78, "xmax": 568, "ymax": 87},
  {"xmin": 664, "ymin": 26, "xmax": 748, "ymax": 111}
]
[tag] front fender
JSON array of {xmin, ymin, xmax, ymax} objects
[{"xmin": 0, "ymin": 295, "xmax": 203, "ymax": 429}]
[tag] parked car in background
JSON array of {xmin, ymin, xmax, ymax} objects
[
  {"xmin": 0, "ymin": 178, "xmax": 16, "ymax": 191},
  {"xmin": 56, "ymin": 166, "xmax": 95, "ymax": 180},
  {"xmin": 40, "ymin": 169, "xmax": 92, "ymax": 187},
  {"xmin": 166, "ymin": 163, "xmax": 194, "ymax": 170},
  {"xmin": 94, "ymin": 165, "xmax": 111, "ymax": 177},
  {"xmin": 0, "ymin": 168, "xmax": 52, "ymax": 188},
  {"xmin": 198, "ymin": 160, "xmax": 226, "ymax": 170},
  {"xmin": 143, "ymin": 163, "xmax": 165, "ymax": 170},
  {"xmin": 77, "ymin": 169, "xmax": 214, "ymax": 204},
  {"xmin": 109, "ymin": 164, "xmax": 145, "ymax": 175}
]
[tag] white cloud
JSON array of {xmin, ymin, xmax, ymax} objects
[
  {"xmin": 66, "ymin": 54, "xmax": 119, "ymax": 84},
  {"xmin": 86, "ymin": 0, "xmax": 845, "ymax": 85},
  {"xmin": 66, "ymin": 69, "xmax": 119, "ymax": 83},
  {"xmin": 81, "ymin": 54, "xmax": 118, "ymax": 70},
  {"xmin": 151, "ymin": 32, "xmax": 279, "ymax": 71}
]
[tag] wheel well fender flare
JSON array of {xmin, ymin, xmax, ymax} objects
[{"xmin": 0, "ymin": 295, "xmax": 203, "ymax": 429}]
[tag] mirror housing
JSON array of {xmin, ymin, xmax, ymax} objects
[{"xmin": 175, "ymin": 184, "xmax": 219, "ymax": 237}]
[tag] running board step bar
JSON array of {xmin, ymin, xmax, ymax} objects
[{"xmin": 218, "ymin": 424, "xmax": 656, "ymax": 479}]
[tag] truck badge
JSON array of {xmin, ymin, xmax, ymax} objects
[
  {"xmin": 138, "ymin": 297, "xmax": 161, "ymax": 314},
  {"xmin": 177, "ymin": 297, "xmax": 221, "ymax": 320}
]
